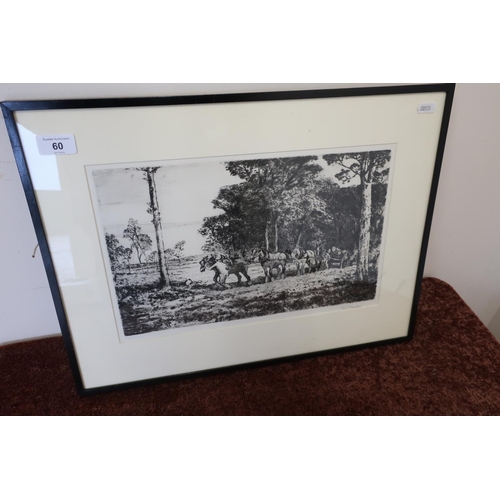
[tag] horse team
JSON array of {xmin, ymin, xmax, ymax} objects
[{"xmin": 199, "ymin": 247, "xmax": 347, "ymax": 287}]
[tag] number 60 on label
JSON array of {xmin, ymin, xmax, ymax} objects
[{"xmin": 36, "ymin": 134, "xmax": 78, "ymax": 155}]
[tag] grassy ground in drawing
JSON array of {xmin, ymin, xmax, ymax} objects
[{"xmin": 115, "ymin": 256, "xmax": 376, "ymax": 335}]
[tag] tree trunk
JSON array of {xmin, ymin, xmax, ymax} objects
[
  {"xmin": 135, "ymin": 245, "xmax": 142, "ymax": 264},
  {"xmin": 264, "ymin": 219, "xmax": 269, "ymax": 251},
  {"xmin": 146, "ymin": 169, "xmax": 170, "ymax": 288},
  {"xmin": 356, "ymin": 178, "xmax": 372, "ymax": 281},
  {"xmin": 274, "ymin": 216, "xmax": 279, "ymax": 252},
  {"xmin": 295, "ymin": 229, "xmax": 303, "ymax": 248}
]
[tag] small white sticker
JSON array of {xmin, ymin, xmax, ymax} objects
[
  {"xmin": 36, "ymin": 134, "xmax": 77, "ymax": 155},
  {"xmin": 417, "ymin": 103, "xmax": 436, "ymax": 114}
]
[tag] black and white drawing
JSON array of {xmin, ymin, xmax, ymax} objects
[{"xmin": 89, "ymin": 147, "xmax": 394, "ymax": 337}]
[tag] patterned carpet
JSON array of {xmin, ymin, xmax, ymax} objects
[{"xmin": 2, "ymin": 278, "xmax": 500, "ymax": 415}]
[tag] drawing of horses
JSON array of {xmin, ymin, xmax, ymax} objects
[
  {"xmin": 199, "ymin": 255, "xmax": 251, "ymax": 287},
  {"xmin": 252, "ymin": 248, "xmax": 286, "ymax": 282},
  {"xmin": 284, "ymin": 250, "xmax": 306, "ymax": 276},
  {"xmin": 291, "ymin": 248, "xmax": 315, "ymax": 260},
  {"xmin": 251, "ymin": 248, "xmax": 287, "ymax": 261}
]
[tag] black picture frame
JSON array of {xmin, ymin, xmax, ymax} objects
[{"xmin": 2, "ymin": 84, "xmax": 455, "ymax": 394}]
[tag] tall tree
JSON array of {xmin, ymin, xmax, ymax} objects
[
  {"xmin": 323, "ymin": 150, "xmax": 391, "ymax": 281},
  {"xmin": 139, "ymin": 167, "xmax": 170, "ymax": 288},
  {"xmin": 123, "ymin": 219, "xmax": 153, "ymax": 265},
  {"xmin": 225, "ymin": 156, "xmax": 323, "ymax": 251}
]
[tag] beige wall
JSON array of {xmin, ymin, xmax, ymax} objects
[
  {"xmin": 1, "ymin": 83, "xmax": 499, "ymax": 343},
  {"xmin": 424, "ymin": 84, "xmax": 500, "ymax": 337}
]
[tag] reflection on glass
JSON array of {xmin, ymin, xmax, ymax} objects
[
  {"xmin": 17, "ymin": 124, "xmax": 61, "ymax": 190},
  {"xmin": 49, "ymin": 236, "xmax": 77, "ymax": 283}
]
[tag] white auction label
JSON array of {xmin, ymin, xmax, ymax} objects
[
  {"xmin": 36, "ymin": 134, "xmax": 77, "ymax": 155},
  {"xmin": 417, "ymin": 102, "xmax": 436, "ymax": 114}
]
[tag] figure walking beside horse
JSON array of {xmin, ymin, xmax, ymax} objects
[{"xmin": 199, "ymin": 254, "xmax": 251, "ymax": 288}]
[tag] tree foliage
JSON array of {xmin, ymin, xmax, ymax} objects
[
  {"xmin": 199, "ymin": 152, "xmax": 391, "ymax": 280},
  {"xmin": 165, "ymin": 240, "xmax": 186, "ymax": 263},
  {"xmin": 323, "ymin": 150, "xmax": 391, "ymax": 185},
  {"xmin": 123, "ymin": 218, "xmax": 152, "ymax": 264},
  {"xmin": 105, "ymin": 233, "xmax": 132, "ymax": 279},
  {"xmin": 222, "ymin": 156, "xmax": 324, "ymax": 253}
]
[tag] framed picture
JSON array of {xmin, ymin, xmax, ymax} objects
[{"xmin": 2, "ymin": 84, "xmax": 455, "ymax": 394}]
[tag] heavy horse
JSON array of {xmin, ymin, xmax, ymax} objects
[
  {"xmin": 251, "ymin": 248, "xmax": 286, "ymax": 282},
  {"xmin": 199, "ymin": 255, "xmax": 251, "ymax": 287}
]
